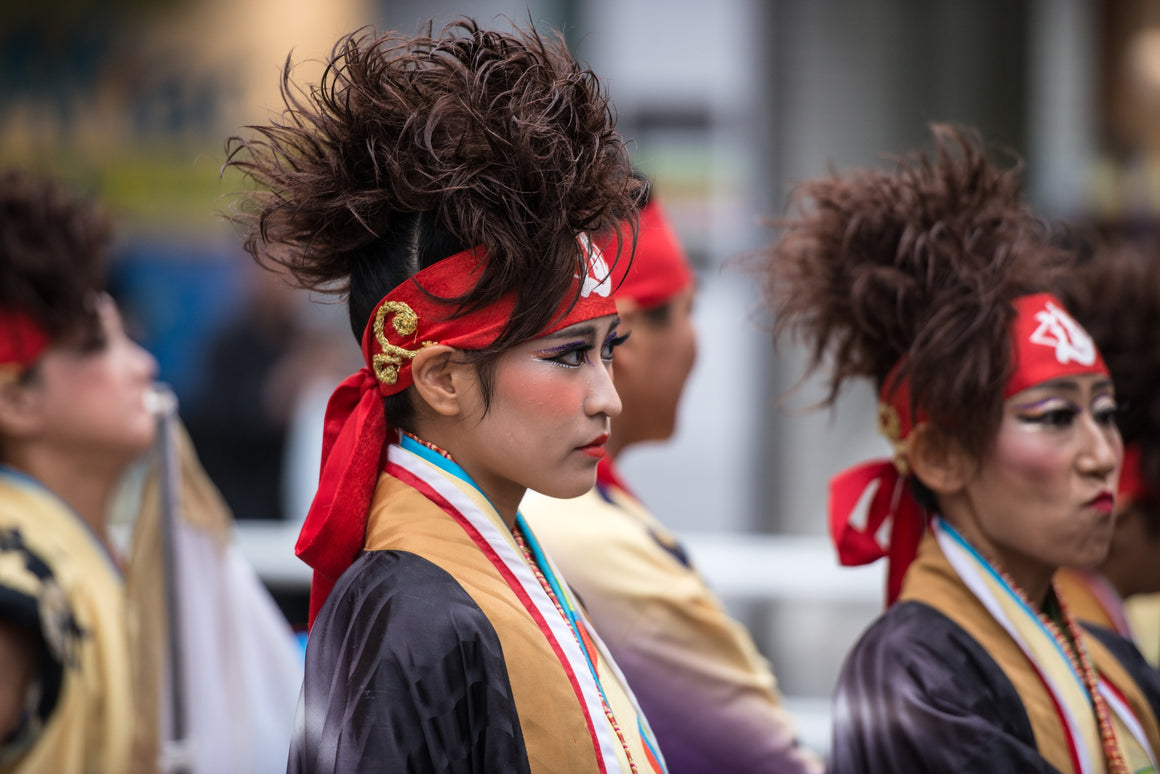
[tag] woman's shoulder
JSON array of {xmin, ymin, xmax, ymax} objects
[
  {"xmin": 317, "ymin": 549, "xmax": 495, "ymax": 641},
  {"xmin": 1084, "ymin": 622, "xmax": 1160, "ymax": 717},
  {"xmin": 294, "ymin": 550, "xmax": 530, "ymax": 774},
  {"xmin": 304, "ymin": 549, "xmax": 517, "ymax": 708},
  {"xmin": 840, "ymin": 600, "xmax": 1023, "ymax": 704},
  {"xmin": 831, "ymin": 601, "xmax": 1048, "ymax": 773},
  {"xmin": 847, "ymin": 599, "xmax": 963, "ymax": 656}
]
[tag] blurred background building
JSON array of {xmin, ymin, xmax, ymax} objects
[{"xmin": 5, "ymin": 0, "xmax": 1158, "ymax": 755}]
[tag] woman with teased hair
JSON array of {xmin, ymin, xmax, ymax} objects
[
  {"xmin": 226, "ymin": 19, "xmax": 666, "ymax": 774},
  {"xmin": 763, "ymin": 125, "xmax": 1160, "ymax": 772},
  {"xmin": 1056, "ymin": 241, "xmax": 1160, "ymax": 659}
]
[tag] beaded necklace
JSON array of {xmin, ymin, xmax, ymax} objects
[
  {"xmin": 399, "ymin": 431, "xmax": 643, "ymax": 772},
  {"xmin": 512, "ymin": 525, "xmax": 640, "ymax": 774},
  {"xmin": 401, "ymin": 431, "xmax": 450, "ymax": 461},
  {"xmin": 982, "ymin": 549, "xmax": 1127, "ymax": 774},
  {"xmin": 1041, "ymin": 585, "xmax": 1127, "ymax": 774}
]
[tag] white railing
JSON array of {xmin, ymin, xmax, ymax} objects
[{"xmin": 232, "ymin": 523, "xmax": 884, "ymax": 601}]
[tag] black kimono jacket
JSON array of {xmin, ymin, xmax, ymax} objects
[{"xmin": 829, "ymin": 600, "xmax": 1160, "ymax": 773}]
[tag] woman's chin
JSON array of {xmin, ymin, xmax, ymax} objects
[{"xmin": 538, "ymin": 475, "xmax": 599, "ymax": 501}]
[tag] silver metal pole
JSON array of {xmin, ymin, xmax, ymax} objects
[{"xmin": 151, "ymin": 384, "xmax": 193, "ymax": 774}]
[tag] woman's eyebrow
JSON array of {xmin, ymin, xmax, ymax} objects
[{"xmin": 539, "ymin": 325, "xmax": 596, "ymax": 342}]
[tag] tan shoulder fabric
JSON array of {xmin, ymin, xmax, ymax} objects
[{"xmin": 1056, "ymin": 568, "xmax": 1120, "ymax": 633}]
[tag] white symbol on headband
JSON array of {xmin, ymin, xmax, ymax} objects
[
  {"xmin": 576, "ymin": 233, "xmax": 611, "ymax": 298},
  {"xmin": 1029, "ymin": 301, "xmax": 1096, "ymax": 366}
]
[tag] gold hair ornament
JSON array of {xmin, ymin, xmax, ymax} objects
[
  {"xmin": 0, "ymin": 363, "xmax": 25, "ymax": 384},
  {"xmin": 876, "ymin": 403, "xmax": 911, "ymax": 477},
  {"xmin": 372, "ymin": 302, "xmax": 435, "ymax": 385}
]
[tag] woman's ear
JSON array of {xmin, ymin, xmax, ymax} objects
[
  {"xmin": 409, "ymin": 345, "xmax": 473, "ymax": 418},
  {"xmin": 908, "ymin": 423, "xmax": 973, "ymax": 496},
  {"xmin": 0, "ymin": 368, "xmax": 43, "ymax": 439}
]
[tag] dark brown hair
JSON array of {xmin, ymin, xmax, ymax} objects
[
  {"xmin": 0, "ymin": 168, "xmax": 108, "ymax": 347},
  {"xmin": 763, "ymin": 124, "xmax": 1073, "ymax": 462},
  {"xmin": 224, "ymin": 18, "xmax": 642, "ymax": 351}
]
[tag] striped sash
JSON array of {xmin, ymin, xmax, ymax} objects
[
  {"xmin": 902, "ymin": 519, "xmax": 1159, "ymax": 774},
  {"xmin": 368, "ymin": 442, "xmax": 665, "ymax": 773}
]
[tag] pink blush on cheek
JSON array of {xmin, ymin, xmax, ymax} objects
[
  {"xmin": 989, "ymin": 426, "xmax": 1068, "ymax": 487},
  {"xmin": 499, "ymin": 361, "xmax": 584, "ymax": 417}
]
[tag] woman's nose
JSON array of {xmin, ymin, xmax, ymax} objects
[{"xmin": 587, "ymin": 360, "xmax": 622, "ymax": 419}]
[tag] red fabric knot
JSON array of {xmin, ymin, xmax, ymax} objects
[
  {"xmin": 829, "ymin": 460, "xmax": 926, "ymax": 606},
  {"xmin": 0, "ymin": 309, "xmax": 49, "ymax": 369}
]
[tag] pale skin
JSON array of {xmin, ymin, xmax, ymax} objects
[
  {"xmin": 0, "ymin": 296, "xmax": 157, "ymax": 741},
  {"xmin": 910, "ymin": 374, "xmax": 1121, "ymax": 608},
  {"xmin": 407, "ymin": 314, "xmax": 624, "ymax": 529}
]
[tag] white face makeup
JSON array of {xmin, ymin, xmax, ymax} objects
[
  {"xmin": 951, "ymin": 374, "xmax": 1122, "ymax": 588},
  {"xmin": 447, "ymin": 314, "xmax": 625, "ymax": 514}
]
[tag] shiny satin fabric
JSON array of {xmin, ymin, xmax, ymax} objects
[
  {"xmin": 831, "ymin": 532, "xmax": 1160, "ymax": 773},
  {"xmin": 289, "ymin": 550, "xmax": 532, "ymax": 774}
]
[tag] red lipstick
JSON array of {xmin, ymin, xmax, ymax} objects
[
  {"xmin": 1087, "ymin": 490, "xmax": 1115, "ymax": 515},
  {"xmin": 579, "ymin": 433, "xmax": 609, "ymax": 459}
]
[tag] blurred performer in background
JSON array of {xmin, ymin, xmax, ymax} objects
[
  {"xmin": 1057, "ymin": 240, "xmax": 1160, "ymax": 665},
  {"xmin": 763, "ymin": 126, "xmax": 1160, "ymax": 772},
  {"xmin": 0, "ymin": 168, "xmax": 157, "ymax": 772},
  {"xmin": 0, "ymin": 167, "xmax": 302, "ymax": 774},
  {"xmin": 227, "ymin": 19, "xmax": 665, "ymax": 773},
  {"xmin": 522, "ymin": 184, "xmax": 823, "ymax": 773}
]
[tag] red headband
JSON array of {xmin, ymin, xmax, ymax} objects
[
  {"xmin": 1119, "ymin": 443, "xmax": 1150, "ymax": 507},
  {"xmin": 296, "ymin": 237, "xmax": 617, "ymax": 626},
  {"xmin": 829, "ymin": 293, "xmax": 1110, "ymax": 606},
  {"xmin": 606, "ymin": 199, "xmax": 694, "ymax": 309},
  {"xmin": 0, "ymin": 310, "xmax": 49, "ymax": 370}
]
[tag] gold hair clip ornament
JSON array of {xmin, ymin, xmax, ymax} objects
[
  {"xmin": 0, "ymin": 363, "xmax": 25, "ymax": 384},
  {"xmin": 372, "ymin": 301, "xmax": 435, "ymax": 385},
  {"xmin": 876, "ymin": 403, "xmax": 911, "ymax": 477}
]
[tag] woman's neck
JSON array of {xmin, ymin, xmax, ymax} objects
[
  {"xmin": 1006, "ymin": 560, "xmax": 1054, "ymax": 612},
  {"xmin": 942, "ymin": 513, "xmax": 1055, "ymax": 608},
  {"xmin": 400, "ymin": 431, "xmax": 523, "ymax": 530},
  {"xmin": 5, "ymin": 448, "xmax": 118, "ymax": 542}
]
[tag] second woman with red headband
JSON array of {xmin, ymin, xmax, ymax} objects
[
  {"xmin": 226, "ymin": 19, "xmax": 666, "ymax": 774},
  {"xmin": 1055, "ymin": 241, "xmax": 1160, "ymax": 660},
  {"xmin": 763, "ymin": 125, "xmax": 1160, "ymax": 772}
]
